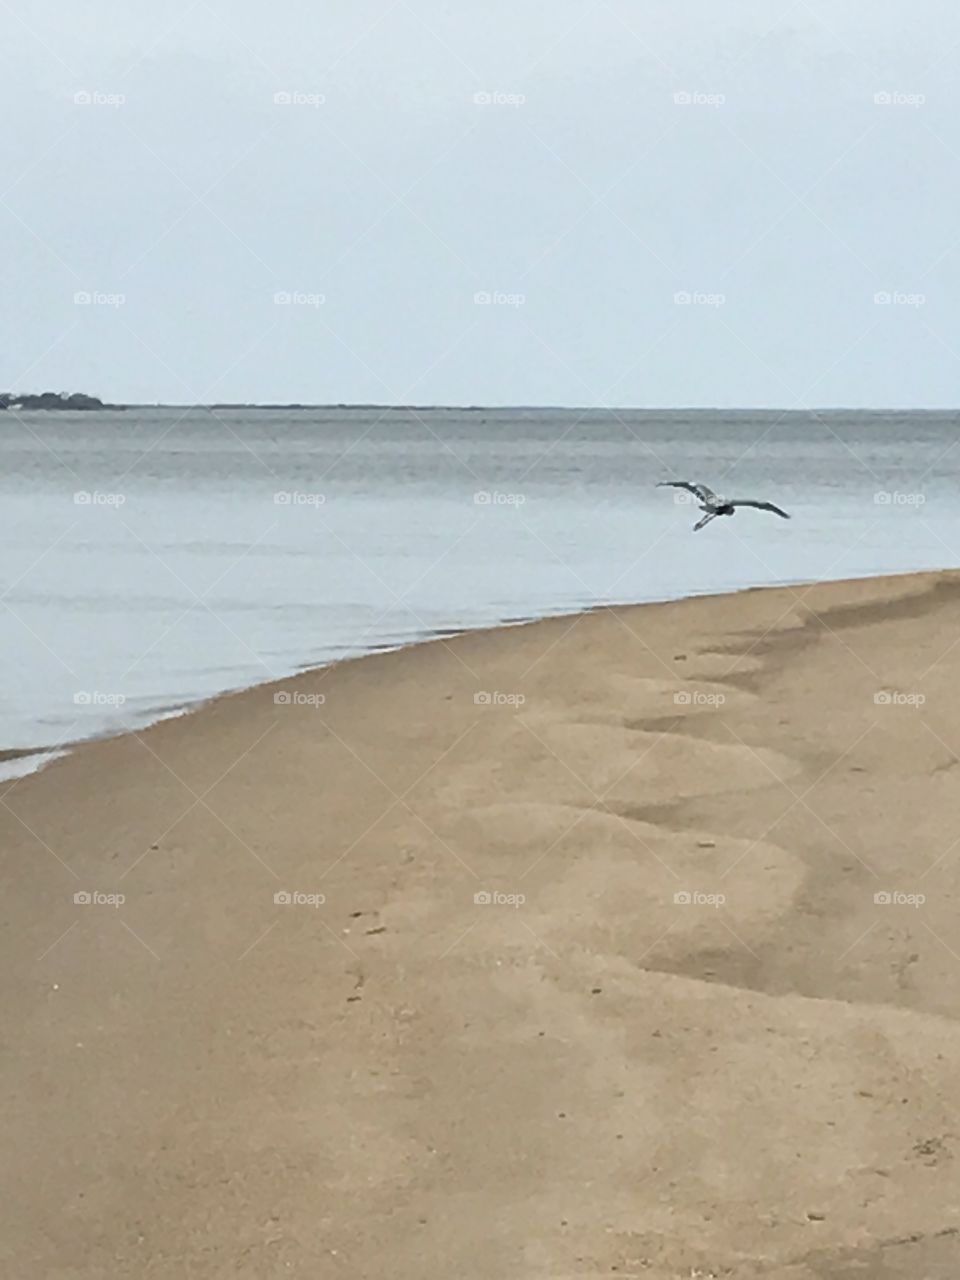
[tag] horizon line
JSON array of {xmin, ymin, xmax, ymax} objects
[{"xmin": 90, "ymin": 402, "xmax": 960, "ymax": 413}]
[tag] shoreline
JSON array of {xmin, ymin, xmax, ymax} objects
[
  {"xmin": 6, "ymin": 565, "xmax": 954, "ymax": 788},
  {"xmin": 5, "ymin": 567, "xmax": 960, "ymax": 1276}
]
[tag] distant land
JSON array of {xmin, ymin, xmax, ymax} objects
[
  {"xmin": 0, "ymin": 396, "xmax": 498, "ymax": 411},
  {"xmin": 0, "ymin": 394, "xmax": 496, "ymax": 412},
  {"xmin": 0, "ymin": 391, "xmax": 121, "ymax": 411}
]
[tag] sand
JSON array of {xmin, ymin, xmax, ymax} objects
[{"xmin": 3, "ymin": 570, "xmax": 960, "ymax": 1278}]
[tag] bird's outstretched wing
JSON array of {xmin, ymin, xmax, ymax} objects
[
  {"xmin": 657, "ymin": 480, "xmax": 718, "ymax": 505},
  {"xmin": 729, "ymin": 499, "xmax": 791, "ymax": 519}
]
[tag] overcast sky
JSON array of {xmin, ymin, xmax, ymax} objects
[{"xmin": 2, "ymin": 0, "xmax": 959, "ymax": 406}]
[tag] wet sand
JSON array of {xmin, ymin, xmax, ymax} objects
[{"xmin": 3, "ymin": 570, "xmax": 960, "ymax": 1278}]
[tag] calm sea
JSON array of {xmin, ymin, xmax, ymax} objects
[{"xmin": 1, "ymin": 407, "xmax": 955, "ymax": 772}]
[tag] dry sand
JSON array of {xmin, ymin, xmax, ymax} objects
[{"xmin": 3, "ymin": 570, "xmax": 960, "ymax": 1278}]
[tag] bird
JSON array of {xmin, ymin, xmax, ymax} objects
[{"xmin": 657, "ymin": 481, "xmax": 791, "ymax": 532}]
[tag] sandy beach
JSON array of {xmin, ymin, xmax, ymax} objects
[{"xmin": 3, "ymin": 569, "xmax": 960, "ymax": 1278}]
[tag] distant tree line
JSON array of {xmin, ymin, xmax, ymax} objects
[{"xmin": 0, "ymin": 391, "xmax": 113, "ymax": 410}]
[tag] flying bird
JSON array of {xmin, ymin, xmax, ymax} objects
[{"xmin": 657, "ymin": 481, "xmax": 791, "ymax": 532}]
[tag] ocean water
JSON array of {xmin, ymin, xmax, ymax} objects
[{"xmin": 1, "ymin": 407, "xmax": 956, "ymax": 767}]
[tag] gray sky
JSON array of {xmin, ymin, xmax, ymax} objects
[{"xmin": 2, "ymin": 0, "xmax": 959, "ymax": 406}]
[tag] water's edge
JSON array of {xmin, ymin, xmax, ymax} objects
[{"xmin": 3, "ymin": 566, "xmax": 944, "ymax": 788}]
